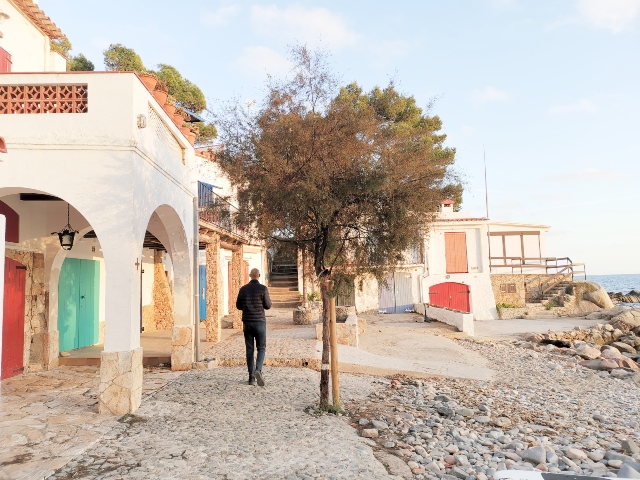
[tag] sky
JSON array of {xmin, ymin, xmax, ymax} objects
[{"xmin": 41, "ymin": 0, "xmax": 640, "ymax": 275}]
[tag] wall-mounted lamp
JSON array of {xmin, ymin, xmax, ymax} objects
[
  {"xmin": 51, "ymin": 203, "xmax": 79, "ymax": 250},
  {"xmin": 137, "ymin": 114, "xmax": 147, "ymax": 128}
]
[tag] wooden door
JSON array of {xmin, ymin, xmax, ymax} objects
[
  {"xmin": 199, "ymin": 265, "xmax": 206, "ymax": 320},
  {"xmin": 444, "ymin": 232, "xmax": 468, "ymax": 274},
  {"xmin": 2, "ymin": 257, "xmax": 26, "ymax": 379},
  {"xmin": 0, "ymin": 47, "xmax": 11, "ymax": 73},
  {"xmin": 428, "ymin": 282, "xmax": 470, "ymax": 313},
  {"xmin": 58, "ymin": 258, "xmax": 100, "ymax": 352}
]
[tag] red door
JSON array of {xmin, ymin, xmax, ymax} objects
[
  {"xmin": 2, "ymin": 257, "xmax": 26, "ymax": 379},
  {"xmin": 0, "ymin": 47, "xmax": 11, "ymax": 73},
  {"xmin": 428, "ymin": 282, "xmax": 470, "ymax": 313}
]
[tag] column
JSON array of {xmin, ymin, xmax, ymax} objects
[
  {"xmin": 205, "ymin": 235, "xmax": 222, "ymax": 342},
  {"xmin": 231, "ymin": 245, "xmax": 244, "ymax": 329},
  {"xmin": 99, "ymin": 238, "xmax": 143, "ymax": 415}
]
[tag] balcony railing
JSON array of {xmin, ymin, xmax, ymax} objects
[{"xmin": 198, "ymin": 182, "xmax": 248, "ymax": 239}]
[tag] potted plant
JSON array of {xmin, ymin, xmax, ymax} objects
[
  {"xmin": 152, "ymin": 79, "xmax": 168, "ymax": 105},
  {"xmin": 163, "ymin": 95, "xmax": 177, "ymax": 116},
  {"xmin": 186, "ymin": 123, "xmax": 199, "ymax": 145},
  {"xmin": 137, "ymin": 72, "xmax": 158, "ymax": 91},
  {"xmin": 306, "ymin": 291, "xmax": 321, "ymax": 310}
]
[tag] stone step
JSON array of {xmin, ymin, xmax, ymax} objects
[
  {"xmin": 269, "ymin": 286, "xmax": 299, "ymax": 293},
  {"xmin": 271, "ymin": 301, "xmax": 302, "ymax": 308}
]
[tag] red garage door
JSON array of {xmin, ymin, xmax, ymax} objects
[
  {"xmin": 428, "ymin": 282, "xmax": 470, "ymax": 313},
  {"xmin": 2, "ymin": 257, "xmax": 26, "ymax": 379}
]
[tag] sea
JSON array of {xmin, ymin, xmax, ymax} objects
[{"xmin": 588, "ymin": 274, "xmax": 640, "ymax": 308}]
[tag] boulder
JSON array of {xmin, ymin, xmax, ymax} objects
[
  {"xmin": 601, "ymin": 346, "xmax": 625, "ymax": 360},
  {"xmin": 579, "ymin": 359, "xmax": 619, "ymax": 371},
  {"xmin": 584, "ymin": 282, "xmax": 615, "ymax": 309},
  {"xmin": 575, "ymin": 343, "xmax": 601, "ymax": 360},
  {"xmin": 618, "ymin": 358, "xmax": 640, "ymax": 370},
  {"xmin": 612, "ymin": 341, "xmax": 637, "ymax": 354},
  {"xmin": 619, "ymin": 464, "xmax": 640, "ymax": 479},
  {"xmin": 612, "ymin": 310, "xmax": 640, "ymax": 330}
]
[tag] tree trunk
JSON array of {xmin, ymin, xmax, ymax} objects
[{"xmin": 319, "ymin": 281, "xmax": 331, "ymax": 409}]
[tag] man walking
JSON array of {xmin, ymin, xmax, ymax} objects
[{"xmin": 235, "ymin": 268, "xmax": 272, "ymax": 386}]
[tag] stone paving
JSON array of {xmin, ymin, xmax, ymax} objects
[
  {"xmin": 49, "ymin": 367, "xmax": 393, "ymax": 480},
  {"xmin": 202, "ymin": 308, "xmax": 320, "ymax": 368},
  {"xmin": 0, "ymin": 365, "xmax": 181, "ymax": 480}
]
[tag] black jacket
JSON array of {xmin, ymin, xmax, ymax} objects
[{"xmin": 236, "ymin": 280, "xmax": 272, "ymax": 322}]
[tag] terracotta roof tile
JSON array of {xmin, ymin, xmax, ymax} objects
[{"xmin": 9, "ymin": 0, "xmax": 65, "ymax": 40}]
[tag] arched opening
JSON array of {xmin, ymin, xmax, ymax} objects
[
  {"xmin": 140, "ymin": 204, "xmax": 194, "ymax": 371},
  {"xmin": 0, "ymin": 188, "xmax": 105, "ymax": 375}
]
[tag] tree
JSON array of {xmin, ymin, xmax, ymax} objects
[
  {"xmin": 103, "ymin": 44, "xmax": 145, "ymax": 72},
  {"xmin": 154, "ymin": 64, "xmax": 206, "ymax": 113},
  {"xmin": 68, "ymin": 54, "xmax": 95, "ymax": 71},
  {"xmin": 51, "ymin": 38, "xmax": 72, "ymax": 57},
  {"xmin": 213, "ymin": 46, "xmax": 458, "ymax": 409}
]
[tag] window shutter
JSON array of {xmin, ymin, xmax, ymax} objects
[
  {"xmin": 0, "ymin": 47, "xmax": 11, "ymax": 73},
  {"xmin": 445, "ymin": 232, "xmax": 468, "ymax": 274}
]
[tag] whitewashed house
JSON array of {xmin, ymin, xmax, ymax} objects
[{"xmin": 0, "ymin": 0, "xmax": 199, "ymax": 414}]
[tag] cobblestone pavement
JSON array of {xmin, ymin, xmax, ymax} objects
[
  {"xmin": 0, "ymin": 366, "xmax": 181, "ymax": 480},
  {"xmin": 201, "ymin": 309, "xmax": 320, "ymax": 367},
  {"xmin": 49, "ymin": 367, "xmax": 393, "ymax": 480}
]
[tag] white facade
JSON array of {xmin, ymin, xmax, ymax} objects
[
  {"xmin": 0, "ymin": 214, "xmax": 5, "ymax": 377},
  {"xmin": 0, "ymin": 0, "xmax": 67, "ymax": 72},
  {"xmin": 0, "ymin": 70, "xmax": 198, "ymax": 413}
]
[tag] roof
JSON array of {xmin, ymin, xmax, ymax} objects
[
  {"xmin": 441, "ymin": 199, "xmax": 455, "ymax": 205},
  {"xmin": 9, "ymin": 0, "xmax": 66, "ymax": 40}
]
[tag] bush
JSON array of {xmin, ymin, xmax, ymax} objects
[
  {"xmin": 307, "ymin": 291, "xmax": 320, "ymax": 302},
  {"xmin": 496, "ymin": 303, "xmax": 518, "ymax": 311}
]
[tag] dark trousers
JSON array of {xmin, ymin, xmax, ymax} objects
[{"xmin": 243, "ymin": 321, "xmax": 266, "ymax": 377}]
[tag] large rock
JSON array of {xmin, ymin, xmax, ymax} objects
[
  {"xmin": 576, "ymin": 343, "xmax": 601, "ymax": 360},
  {"xmin": 580, "ymin": 359, "xmax": 619, "ymax": 371},
  {"xmin": 619, "ymin": 464, "xmax": 640, "ymax": 479},
  {"xmin": 612, "ymin": 310, "xmax": 640, "ymax": 330},
  {"xmin": 521, "ymin": 446, "xmax": 547, "ymax": 465},
  {"xmin": 612, "ymin": 341, "xmax": 637, "ymax": 354},
  {"xmin": 584, "ymin": 282, "xmax": 615, "ymax": 309},
  {"xmin": 601, "ymin": 346, "xmax": 625, "ymax": 360}
]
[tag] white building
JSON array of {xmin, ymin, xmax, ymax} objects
[{"xmin": 0, "ymin": 0, "xmax": 199, "ymax": 414}]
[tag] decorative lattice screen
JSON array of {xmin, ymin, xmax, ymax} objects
[{"xmin": 0, "ymin": 84, "xmax": 88, "ymax": 114}]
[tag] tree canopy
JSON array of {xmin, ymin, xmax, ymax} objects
[
  {"xmin": 213, "ymin": 46, "xmax": 460, "ymax": 407},
  {"xmin": 68, "ymin": 53, "xmax": 95, "ymax": 71},
  {"xmin": 103, "ymin": 44, "xmax": 145, "ymax": 72},
  {"xmin": 155, "ymin": 64, "xmax": 206, "ymax": 113}
]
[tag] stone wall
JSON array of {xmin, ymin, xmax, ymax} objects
[
  {"xmin": 490, "ymin": 274, "xmax": 567, "ymax": 306},
  {"xmin": 152, "ymin": 250, "xmax": 173, "ymax": 330},
  {"xmin": 5, "ymin": 249, "xmax": 47, "ymax": 372},
  {"xmin": 205, "ymin": 237, "xmax": 223, "ymax": 342}
]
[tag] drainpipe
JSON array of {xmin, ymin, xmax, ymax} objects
[{"xmin": 193, "ymin": 196, "xmax": 200, "ymax": 362}]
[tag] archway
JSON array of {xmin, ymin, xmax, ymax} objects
[
  {"xmin": 141, "ymin": 204, "xmax": 194, "ymax": 371},
  {"xmin": 0, "ymin": 187, "xmax": 105, "ymax": 375}
]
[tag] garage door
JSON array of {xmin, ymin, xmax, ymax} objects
[{"xmin": 428, "ymin": 282, "xmax": 470, "ymax": 313}]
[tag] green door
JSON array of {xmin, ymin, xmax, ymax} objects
[{"xmin": 58, "ymin": 258, "xmax": 100, "ymax": 352}]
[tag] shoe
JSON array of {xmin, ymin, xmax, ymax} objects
[
  {"xmin": 255, "ymin": 370, "xmax": 265, "ymax": 387},
  {"xmin": 248, "ymin": 377, "xmax": 257, "ymax": 386}
]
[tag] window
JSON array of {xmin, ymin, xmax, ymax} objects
[
  {"xmin": 500, "ymin": 283, "xmax": 517, "ymax": 293},
  {"xmin": 444, "ymin": 232, "xmax": 468, "ymax": 274}
]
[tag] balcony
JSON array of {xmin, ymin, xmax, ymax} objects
[{"xmin": 198, "ymin": 181, "xmax": 249, "ymax": 242}]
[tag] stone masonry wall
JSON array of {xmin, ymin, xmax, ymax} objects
[
  {"xmin": 5, "ymin": 249, "xmax": 47, "ymax": 372},
  {"xmin": 153, "ymin": 250, "xmax": 173, "ymax": 330},
  {"xmin": 205, "ymin": 237, "xmax": 222, "ymax": 342},
  {"xmin": 491, "ymin": 274, "xmax": 561, "ymax": 307}
]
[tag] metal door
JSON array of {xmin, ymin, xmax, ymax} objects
[
  {"xmin": 378, "ymin": 272, "xmax": 414, "ymax": 313},
  {"xmin": 2, "ymin": 257, "xmax": 26, "ymax": 379},
  {"xmin": 428, "ymin": 282, "xmax": 470, "ymax": 313},
  {"xmin": 199, "ymin": 265, "xmax": 207, "ymax": 320},
  {"xmin": 378, "ymin": 275, "xmax": 395, "ymax": 313},
  {"xmin": 336, "ymin": 281, "xmax": 355, "ymax": 307},
  {"xmin": 58, "ymin": 258, "xmax": 100, "ymax": 351}
]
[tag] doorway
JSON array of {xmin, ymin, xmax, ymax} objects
[
  {"xmin": 2, "ymin": 257, "xmax": 26, "ymax": 379},
  {"xmin": 58, "ymin": 258, "xmax": 100, "ymax": 352}
]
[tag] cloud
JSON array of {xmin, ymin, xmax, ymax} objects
[
  {"xmin": 232, "ymin": 45, "xmax": 292, "ymax": 77},
  {"xmin": 250, "ymin": 5, "xmax": 360, "ymax": 49},
  {"xmin": 576, "ymin": 0, "xmax": 640, "ymax": 33},
  {"xmin": 202, "ymin": 5, "xmax": 241, "ymax": 27},
  {"xmin": 548, "ymin": 99, "xmax": 596, "ymax": 114},
  {"xmin": 471, "ymin": 86, "xmax": 510, "ymax": 105},
  {"xmin": 544, "ymin": 168, "xmax": 620, "ymax": 182}
]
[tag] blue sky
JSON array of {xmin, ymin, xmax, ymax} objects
[{"xmin": 42, "ymin": 0, "xmax": 640, "ymax": 274}]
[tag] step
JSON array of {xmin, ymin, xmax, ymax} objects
[
  {"xmin": 270, "ymin": 274, "xmax": 298, "ymax": 280},
  {"xmin": 269, "ymin": 286, "xmax": 299, "ymax": 293},
  {"xmin": 271, "ymin": 301, "xmax": 302, "ymax": 308}
]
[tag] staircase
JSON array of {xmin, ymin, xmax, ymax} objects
[
  {"xmin": 526, "ymin": 281, "xmax": 572, "ymax": 303},
  {"xmin": 269, "ymin": 264, "xmax": 302, "ymax": 308},
  {"xmin": 525, "ymin": 260, "xmax": 585, "ymax": 303}
]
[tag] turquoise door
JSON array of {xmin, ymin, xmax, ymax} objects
[
  {"xmin": 58, "ymin": 258, "xmax": 100, "ymax": 352},
  {"xmin": 199, "ymin": 265, "xmax": 206, "ymax": 320}
]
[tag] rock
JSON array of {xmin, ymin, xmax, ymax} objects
[
  {"xmin": 605, "ymin": 451, "xmax": 634, "ymax": 463},
  {"xmin": 611, "ymin": 368, "xmax": 636, "ymax": 378},
  {"xmin": 361, "ymin": 429, "xmax": 379, "ymax": 438},
  {"xmin": 358, "ymin": 418, "xmax": 370, "ymax": 426},
  {"xmin": 536, "ymin": 463, "xmax": 549, "ymax": 472},
  {"xmin": 454, "ymin": 455, "xmax": 470, "ymax": 466},
  {"xmin": 373, "ymin": 451, "xmax": 413, "ymax": 479},
  {"xmin": 451, "ymin": 466, "xmax": 470, "ymax": 479},
  {"xmin": 437, "ymin": 406, "xmax": 455, "ymax": 417},
  {"xmin": 619, "ymin": 464, "xmax": 640, "ymax": 479},
  {"xmin": 445, "ymin": 444, "xmax": 460, "ymax": 454},
  {"xmin": 505, "ymin": 452, "xmax": 523, "ymax": 462},
  {"xmin": 584, "ymin": 282, "xmax": 615, "ymax": 309},
  {"xmin": 475, "ymin": 416, "xmax": 490, "ymax": 423},
  {"xmin": 426, "ymin": 461, "xmax": 441, "ymax": 473},
  {"xmin": 457, "ymin": 408, "xmax": 475, "ymax": 417},
  {"xmin": 521, "ymin": 446, "xmax": 546, "ymax": 465},
  {"xmin": 618, "ymin": 359, "xmax": 640, "ymax": 370},
  {"xmin": 621, "ymin": 439, "xmax": 640, "ymax": 455},
  {"xmin": 493, "ymin": 417, "xmax": 512, "ymax": 428},
  {"xmin": 601, "ymin": 347, "xmax": 626, "ymax": 360},
  {"xmin": 547, "ymin": 451, "xmax": 559, "ymax": 463},
  {"xmin": 612, "ymin": 342, "xmax": 637, "ymax": 354},
  {"xmin": 383, "ymin": 441, "xmax": 395, "ymax": 448},
  {"xmin": 371, "ymin": 420, "xmax": 388, "ymax": 430},
  {"xmin": 444, "ymin": 455, "xmax": 456, "ymax": 465},
  {"xmin": 588, "ymin": 451, "xmax": 605, "ymax": 462},
  {"xmin": 576, "ymin": 343, "xmax": 601, "ymax": 360},
  {"xmin": 612, "ymin": 311, "xmax": 640, "ymax": 329},
  {"xmin": 608, "ymin": 459, "xmax": 623, "ymax": 468},
  {"xmin": 435, "ymin": 394, "xmax": 452, "ymax": 402},
  {"xmin": 565, "ymin": 447, "xmax": 588, "ymax": 460},
  {"xmin": 580, "ymin": 359, "xmax": 619, "ymax": 371}
]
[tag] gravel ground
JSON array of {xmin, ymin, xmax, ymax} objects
[
  {"xmin": 48, "ymin": 367, "xmax": 393, "ymax": 480},
  {"xmin": 346, "ymin": 339, "xmax": 640, "ymax": 479}
]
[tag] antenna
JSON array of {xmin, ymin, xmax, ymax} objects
[{"xmin": 484, "ymin": 145, "xmax": 492, "ymax": 271}]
